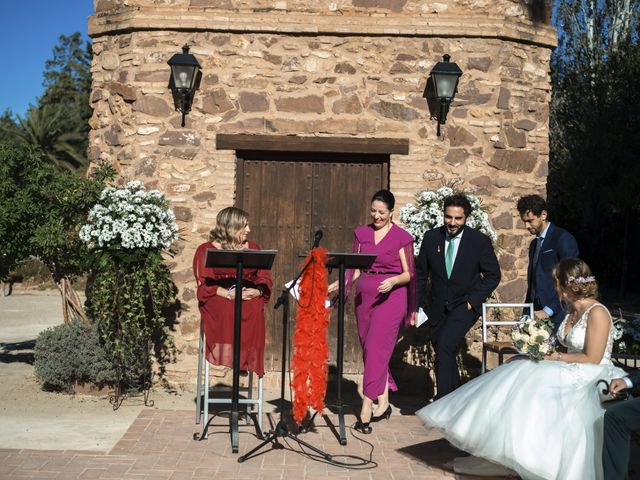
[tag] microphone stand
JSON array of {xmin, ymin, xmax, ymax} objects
[{"xmin": 238, "ymin": 247, "xmax": 332, "ymax": 463}]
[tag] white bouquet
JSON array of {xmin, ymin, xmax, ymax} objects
[
  {"xmin": 511, "ymin": 315, "xmax": 556, "ymax": 361},
  {"xmin": 79, "ymin": 180, "xmax": 179, "ymax": 251},
  {"xmin": 399, "ymin": 186, "xmax": 497, "ymax": 252}
]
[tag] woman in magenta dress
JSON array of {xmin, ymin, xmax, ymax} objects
[
  {"xmin": 331, "ymin": 190, "xmax": 416, "ymax": 433},
  {"xmin": 192, "ymin": 207, "xmax": 272, "ymax": 376}
]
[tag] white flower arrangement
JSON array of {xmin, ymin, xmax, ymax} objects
[
  {"xmin": 399, "ymin": 186, "xmax": 498, "ymax": 251},
  {"xmin": 79, "ymin": 180, "xmax": 179, "ymax": 251},
  {"xmin": 512, "ymin": 315, "xmax": 556, "ymax": 361}
]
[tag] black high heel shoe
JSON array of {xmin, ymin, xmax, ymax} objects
[
  {"xmin": 354, "ymin": 420, "xmax": 372, "ymax": 434},
  {"xmin": 371, "ymin": 405, "xmax": 392, "ymax": 423}
]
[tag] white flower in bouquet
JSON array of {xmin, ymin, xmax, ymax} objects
[
  {"xmin": 79, "ymin": 180, "xmax": 179, "ymax": 251},
  {"xmin": 512, "ymin": 315, "xmax": 556, "ymax": 361},
  {"xmin": 399, "ymin": 186, "xmax": 497, "ymax": 251},
  {"xmin": 527, "ymin": 331, "xmax": 540, "ymax": 345}
]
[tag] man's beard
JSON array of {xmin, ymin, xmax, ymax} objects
[{"xmin": 446, "ymin": 223, "xmax": 465, "ymax": 237}]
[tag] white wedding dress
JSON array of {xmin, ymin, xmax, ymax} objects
[{"xmin": 417, "ymin": 303, "xmax": 625, "ymax": 480}]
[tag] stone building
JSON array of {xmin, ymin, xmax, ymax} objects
[{"xmin": 87, "ymin": 0, "xmax": 556, "ymax": 387}]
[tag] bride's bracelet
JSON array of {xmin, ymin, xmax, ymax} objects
[{"xmin": 555, "ymin": 352, "xmax": 563, "ymax": 361}]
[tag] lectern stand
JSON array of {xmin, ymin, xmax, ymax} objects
[
  {"xmin": 202, "ymin": 248, "xmax": 276, "ymax": 454},
  {"xmin": 238, "ymin": 249, "xmax": 333, "ymax": 464},
  {"xmin": 325, "ymin": 252, "xmax": 375, "ymax": 445}
]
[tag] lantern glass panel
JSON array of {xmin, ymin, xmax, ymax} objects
[
  {"xmin": 434, "ymin": 73, "xmax": 458, "ymax": 100},
  {"xmin": 172, "ymin": 65, "xmax": 196, "ymax": 90}
]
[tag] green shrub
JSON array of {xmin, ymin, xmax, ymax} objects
[
  {"xmin": 14, "ymin": 258, "xmax": 53, "ymax": 286},
  {"xmin": 34, "ymin": 321, "xmax": 117, "ymax": 392}
]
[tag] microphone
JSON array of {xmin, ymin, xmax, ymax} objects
[{"xmin": 311, "ymin": 230, "xmax": 323, "ymax": 249}]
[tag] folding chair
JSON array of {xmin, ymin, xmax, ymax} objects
[
  {"xmin": 481, "ymin": 302, "xmax": 534, "ymax": 373},
  {"xmin": 195, "ymin": 320, "xmax": 263, "ymax": 437}
]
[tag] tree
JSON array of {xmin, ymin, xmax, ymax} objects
[
  {"xmin": 0, "ymin": 144, "xmax": 115, "ymax": 322},
  {"xmin": 549, "ymin": 0, "xmax": 640, "ymax": 295},
  {"xmin": 9, "ymin": 33, "xmax": 93, "ymax": 172},
  {"xmin": 0, "ymin": 109, "xmax": 19, "ymax": 146},
  {"xmin": 39, "ymin": 33, "xmax": 92, "ymax": 132},
  {"xmin": 14, "ymin": 104, "xmax": 86, "ymax": 170}
]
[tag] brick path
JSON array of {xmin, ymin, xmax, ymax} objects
[{"xmin": 0, "ymin": 409, "xmax": 510, "ymax": 479}]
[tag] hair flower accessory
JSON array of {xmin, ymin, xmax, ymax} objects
[{"xmin": 567, "ymin": 275, "xmax": 596, "ymax": 285}]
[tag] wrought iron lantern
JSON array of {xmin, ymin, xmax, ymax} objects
[
  {"xmin": 429, "ymin": 54, "xmax": 463, "ymax": 136},
  {"xmin": 167, "ymin": 45, "xmax": 202, "ymax": 127}
]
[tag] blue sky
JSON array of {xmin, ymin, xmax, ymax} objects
[{"xmin": 0, "ymin": 0, "xmax": 93, "ymax": 118}]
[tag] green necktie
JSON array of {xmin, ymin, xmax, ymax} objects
[{"xmin": 446, "ymin": 237, "xmax": 456, "ymax": 278}]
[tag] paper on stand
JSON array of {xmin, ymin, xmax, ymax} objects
[{"xmin": 285, "ymin": 279, "xmax": 332, "ymax": 308}]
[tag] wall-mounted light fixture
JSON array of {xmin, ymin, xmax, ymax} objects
[
  {"xmin": 167, "ymin": 45, "xmax": 202, "ymax": 127},
  {"xmin": 428, "ymin": 54, "xmax": 463, "ymax": 137}
]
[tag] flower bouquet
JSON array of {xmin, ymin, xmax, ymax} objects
[
  {"xmin": 511, "ymin": 315, "xmax": 556, "ymax": 361},
  {"xmin": 79, "ymin": 180, "xmax": 179, "ymax": 251}
]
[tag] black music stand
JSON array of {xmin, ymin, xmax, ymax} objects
[
  {"xmin": 203, "ymin": 248, "xmax": 276, "ymax": 454},
  {"xmin": 324, "ymin": 252, "xmax": 376, "ymax": 445},
  {"xmin": 238, "ymin": 250, "xmax": 333, "ymax": 463}
]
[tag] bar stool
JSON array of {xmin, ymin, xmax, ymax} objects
[{"xmin": 195, "ymin": 321, "xmax": 263, "ymax": 437}]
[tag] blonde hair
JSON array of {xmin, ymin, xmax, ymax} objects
[
  {"xmin": 209, "ymin": 207, "xmax": 249, "ymax": 248},
  {"xmin": 552, "ymin": 258, "xmax": 598, "ymax": 299}
]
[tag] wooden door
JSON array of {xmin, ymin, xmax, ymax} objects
[{"xmin": 236, "ymin": 151, "xmax": 389, "ymax": 373}]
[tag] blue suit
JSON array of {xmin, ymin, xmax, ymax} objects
[{"xmin": 525, "ymin": 223, "xmax": 578, "ymax": 329}]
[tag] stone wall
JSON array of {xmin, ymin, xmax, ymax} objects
[
  {"xmin": 88, "ymin": 0, "xmax": 556, "ymax": 387},
  {"xmin": 94, "ymin": 0, "xmax": 551, "ymax": 22}
]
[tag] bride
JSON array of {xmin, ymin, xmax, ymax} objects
[{"xmin": 417, "ymin": 258, "xmax": 625, "ymax": 480}]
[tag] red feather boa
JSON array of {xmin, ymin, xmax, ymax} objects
[{"xmin": 291, "ymin": 247, "xmax": 330, "ymax": 424}]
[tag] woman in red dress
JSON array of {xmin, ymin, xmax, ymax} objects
[{"xmin": 192, "ymin": 207, "xmax": 272, "ymax": 376}]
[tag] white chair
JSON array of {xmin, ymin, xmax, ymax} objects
[
  {"xmin": 481, "ymin": 302, "xmax": 534, "ymax": 373},
  {"xmin": 195, "ymin": 321, "xmax": 263, "ymax": 437}
]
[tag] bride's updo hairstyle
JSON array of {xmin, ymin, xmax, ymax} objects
[
  {"xmin": 552, "ymin": 258, "xmax": 599, "ymax": 299},
  {"xmin": 209, "ymin": 206, "xmax": 249, "ymax": 248}
]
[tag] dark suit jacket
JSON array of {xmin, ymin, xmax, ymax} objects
[
  {"xmin": 416, "ymin": 226, "xmax": 501, "ymax": 329},
  {"xmin": 627, "ymin": 371, "xmax": 640, "ymax": 397},
  {"xmin": 525, "ymin": 223, "xmax": 579, "ymax": 320}
]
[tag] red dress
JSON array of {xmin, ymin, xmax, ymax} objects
[{"xmin": 193, "ymin": 241, "xmax": 272, "ymax": 376}]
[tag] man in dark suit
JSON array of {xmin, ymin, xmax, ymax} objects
[
  {"xmin": 604, "ymin": 372, "xmax": 640, "ymax": 479},
  {"xmin": 416, "ymin": 194, "xmax": 501, "ymax": 399},
  {"xmin": 517, "ymin": 195, "xmax": 578, "ymax": 331}
]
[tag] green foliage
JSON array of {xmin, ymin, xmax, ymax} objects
[
  {"xmin": 3, "ymin": 33, "xmax": 92, "ymax": 172},
  {"xmin": 40, "ymin": 33, "xmax": 92, "ymax": 110},
  {"xmin": 85, "ymin": 250, "xmax": 179, "ymax": 390},
  {"xmin": 14, "ymin": 104, "xmax": 87, "ymax": 171},
  {"xmin": 550, "ymin": 1, "xmax": 640, "ymax": 291},
  {"xmin": 0, "ymin": 109, "xmax": 19, "ymax": 147},
  {"xmin": 0, "ymin": 144, "xmax": 115, "ymax": 281},
  {"xmin": 38, "ymin": 32, "xmax": 92, "ymax": 169},
  {"xmin": 34, "ymin": 320, "xmax": 117, "ymax": 392}
]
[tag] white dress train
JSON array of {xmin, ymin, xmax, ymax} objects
[{"xmin": 417, "ymin": 303, "xmax": 625, "ymax": 480}]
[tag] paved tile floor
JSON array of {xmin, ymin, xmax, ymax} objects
[{"xmin": 0, "ymin": 409, "xmax": 510, "ymax": 480}]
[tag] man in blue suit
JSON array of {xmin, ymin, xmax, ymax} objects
[
  {"xmin": 604, "ymin": 372, "xmax": 640, "ymax": 479},
  {"xmin": 516, "ymin": 195, "xmax": 578, "ymax": 330}
]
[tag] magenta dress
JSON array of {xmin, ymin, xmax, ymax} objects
[{"xmin": 352, "ymin": 223, "xmax": 416, "ymax": 400}]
